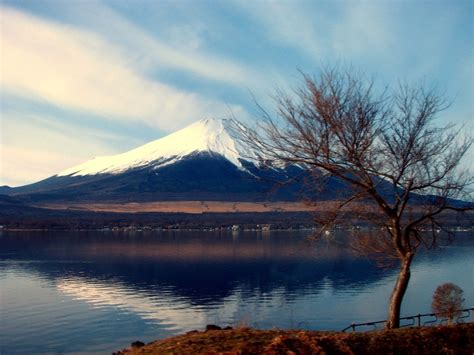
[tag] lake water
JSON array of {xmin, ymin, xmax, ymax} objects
[{"xmin": 1, "ymin": 230, "xmax": 473, "ymax": 354}]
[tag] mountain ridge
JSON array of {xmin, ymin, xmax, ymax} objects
[
  {"xmin": 58, "ymin": 118, "xmax": 255, "ymax": 177},
  {"xmin": 6, "ymin": 118, "xmax": 333, "ymax": 203},
  {"xmin": 9, "ymin": 117, "xmax": 461, "ymax": 207}
]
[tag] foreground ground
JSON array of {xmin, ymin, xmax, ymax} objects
[{"xmin": 116, "ymin": 323, "xmax": 474, "ymax": 354}]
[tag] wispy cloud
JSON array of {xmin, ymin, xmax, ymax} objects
[
  {"xmin": 234, "ymin": 1, "xmax": 394, "ymax": 70},
  {"xmin": 234, "ymin": 1, "xmax": 328, "ymax": 59},
  {"xmin": 0, "ymin": 6, "xmax": 247, "ymax": 132},
  {"xmin": 71, "ymin": 2, "xmax": 263, "ymax": 87},
  {"xmin": 0, "ymin": 112, "xmax": 124, "ymax": 186},
  {"xmin": 1, "ymin": 0, "xmax": 471, "ymax": 187},
  {"xmin": 1, "ymin": 146, "xmax": 76, "ymax": 186}
]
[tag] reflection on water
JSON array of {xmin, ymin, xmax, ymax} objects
[{"xmin": 1, "ymin": 231, "xmax": 473, "ymax": 354}]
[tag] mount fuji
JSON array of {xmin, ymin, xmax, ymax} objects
[
  {"xmin": 7, "ymin": 118, "xmax": 343, "ymax": 204},
  {"xmin": 58, "ymin": 118, "xmax": 257, "ymax": 177}
]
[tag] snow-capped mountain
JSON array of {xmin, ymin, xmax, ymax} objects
[
  {"xmin": 58, "ymin": 118, "xmax": 256, "ymax": 177},
  {"xmin": 9, "ymin": 118, "xmax": 333, "ymax": 203},
  {"xmin": 3, "ymin": 118, "xmax": 466, "ymax": 210}
]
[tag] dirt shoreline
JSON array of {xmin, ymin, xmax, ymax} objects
[{"xmin": 115, "ymin": 324, "xmax": 474, "ymax": 354}]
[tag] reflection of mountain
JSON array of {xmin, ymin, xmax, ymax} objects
[
  {"xmin": 0, "ymin": 231, "xmax": 393, "ymax": 306},
  {"xmin": 56, "ymin": 277, "xmax": 215, "ymax": 331}
]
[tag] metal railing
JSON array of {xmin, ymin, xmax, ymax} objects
[{"xmin": 342, "ymin": 307, "xmax": 474, "ymax": 332}]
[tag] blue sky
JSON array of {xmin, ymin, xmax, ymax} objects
[{"xmin": 1, "ymin": 0, "xmax": 472, "ymax": 186}]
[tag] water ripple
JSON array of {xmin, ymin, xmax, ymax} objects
[{"xmin": 1, "ymin": 231, "xmax": 473, "ymax": 354}]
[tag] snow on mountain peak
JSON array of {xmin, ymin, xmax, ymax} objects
[{"xmin": 58, "ymin": 118, "xmax": 255, "ymax": 177}]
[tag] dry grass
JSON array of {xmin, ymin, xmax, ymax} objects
[
  {"xmin": 115, "ymin": 324, "xmax": 474, "ymax": 355},
  {"xmin": 37, "ymin": 200, "xmax": 435, "ymax": 215},
  {"xmin": 37, "ymin": 201, "xmax": 317, "ymax": 214}
]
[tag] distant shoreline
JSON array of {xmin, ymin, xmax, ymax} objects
[
  {"xmin": 3, "ymin": 225, "xmax": 473, "ymax": 233},
  {"xmin": 2, "ymin": 198, "xmax": 472, "ymax": 232}
]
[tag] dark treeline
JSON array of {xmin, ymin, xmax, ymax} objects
[{"xmin": 0, "ymin": 207, "xmax": 313, "ymax": 230}]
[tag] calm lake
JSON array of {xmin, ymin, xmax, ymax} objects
[{"xmin": 1, "ymin": 230, "xmax": 473, "ymax": 354}]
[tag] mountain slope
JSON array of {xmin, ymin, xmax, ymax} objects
[
  {"xmin": 13, "ymin": 152, "xmax": 314, "ymax": 202},
  {"xmin": 58, "ymin": 118, "xmax": 255, "ymax": 177},
  {"xmin": 8, "ymin": 118, "xmax": 345, "ymax": 203},
  {"xmin": 5, "ymin": 118, "xmax": 468, "ymax": 208}
]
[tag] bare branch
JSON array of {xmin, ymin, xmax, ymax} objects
[{"xmin": 230, "ymin": 66, "xmax": 473, "ymax": 329}]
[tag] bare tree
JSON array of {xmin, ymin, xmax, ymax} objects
[
  {"xmin": 432, "ymin": 283, "xmax": 465, "ymax": 324},
  {"xmin": 231, "ymin": 67, "xmax": 473, "ymax": 329}
]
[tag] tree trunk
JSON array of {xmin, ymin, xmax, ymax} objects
[{"xmin": 386, "ymin": 253, "xmax": 414, "ymax": 329}]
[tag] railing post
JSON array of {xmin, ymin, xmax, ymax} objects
[{"xmin": 341, "ymin": 307, "xmax": 473, "ymax": 333}]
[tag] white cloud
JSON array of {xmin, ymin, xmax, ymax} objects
[
  {"xmin": 1, "ymin": 146, "xmax": 76, "ymax": 186},
  {"xmin": 0, "ymin": 6, "xmax": 247, "ymax": 132},
  {"xmin": 331, "ymin": 2, "xmax": 394, "ymax": 57},
  {"xmin": 234, "ymin": 1, "xmax": 325, "ymax": 59},
  {"xmin": 234, "ymin": 1, "xmax": 395, "ymax": 67},
  {"xmin": 77, "ymin": 2, "xmax": 262, "ymax": 86},
  {"xmin": 0, "ymin": 113, "xmax": 122, "ymax": 186}
]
